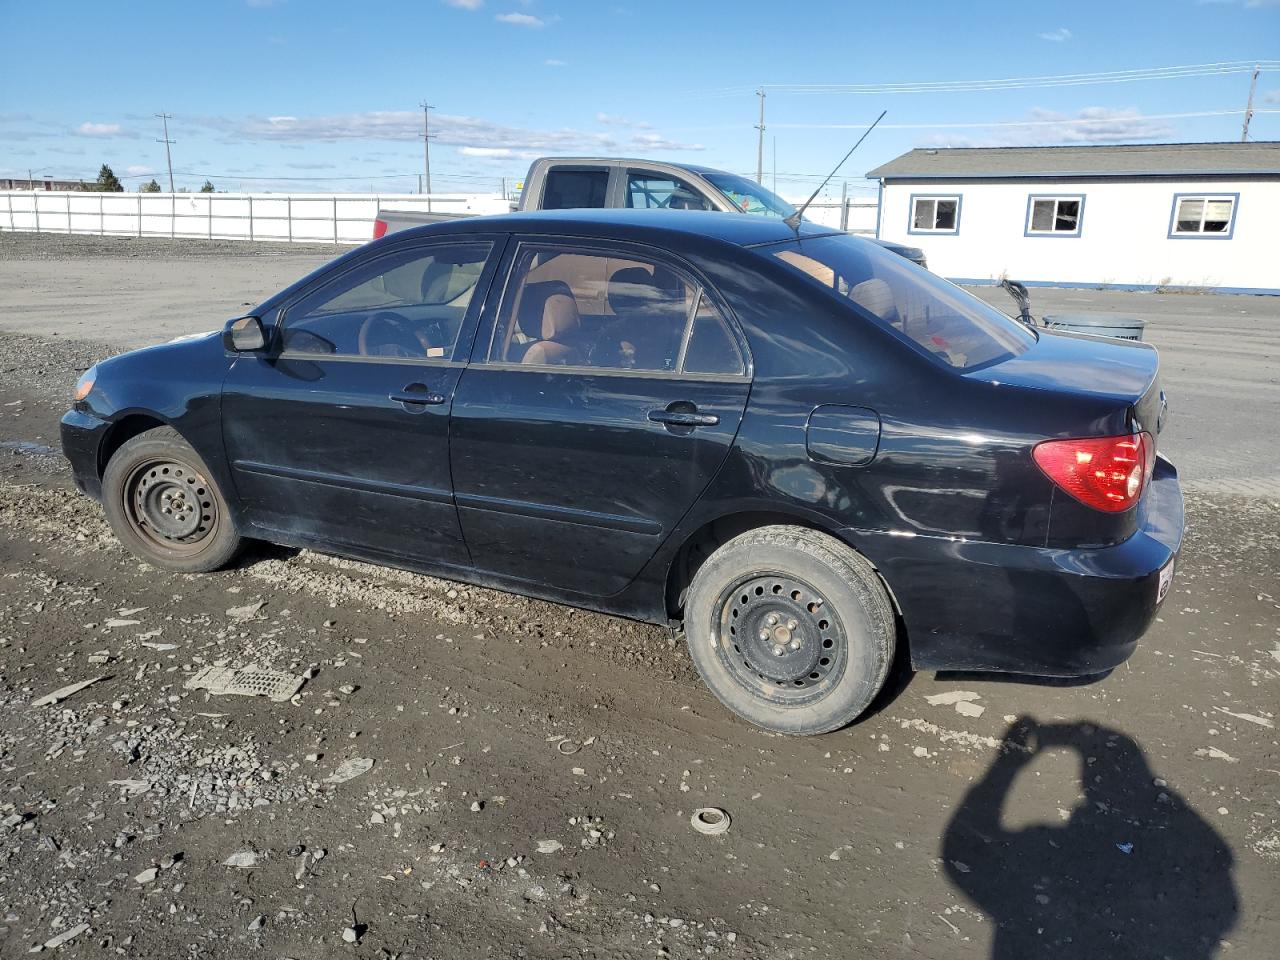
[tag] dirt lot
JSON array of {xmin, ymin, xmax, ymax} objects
[{"xmin": 0, "ymin": 232, "xmax": 1277, "ymax": 959}]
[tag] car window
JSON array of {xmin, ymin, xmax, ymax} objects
[
  {"xmin": 682, "ymin": 293, "xmax": 746, "ymax": 375},
  {"xmin": 626, "ymin": 173, "xmax": 713, "ymax": 211},
  {"xmin": 766, "ymin": 234, "xmax": 1034, "ymax": 370},
  {"xmin": 281, "ymin": 242, "xmax": 492, "ymax": 360},
  {"xmin": 489, "ymin": 244, "xmax": 741, "ymax": 375},
  {"xmin": 542, "ymin": 170, "xmax": 609, "ymax": 210}
]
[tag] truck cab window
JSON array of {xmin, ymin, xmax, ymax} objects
[
  {"xmin": 542, "ymin": 170, "xmax": 610, "ymax": 210},
  {"xmin": 626, "ymin": 174, "xmax": 712, "ymax": 211}
]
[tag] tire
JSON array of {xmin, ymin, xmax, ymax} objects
[
  {"xmin": 684, "ymin": 525, "xmax": 895, "ymax": 736},
  {"xmin": 101, "ymin": 426, "xmax": 242, "ymax": 573}
]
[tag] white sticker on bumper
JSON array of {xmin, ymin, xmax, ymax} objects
[{"xmin": 1157, "ymin": 558, "xmax": 1175, "ymax": 604}]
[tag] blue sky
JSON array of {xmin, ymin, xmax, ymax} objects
[{"xmin": 2, "ymin": 0, "xmax": 1277, "ymax": 198}]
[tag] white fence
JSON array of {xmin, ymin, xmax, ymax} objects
[
  {"xmin": 0, "ymin": 190, "xmax": 881, "ymax": 245},
  {"xmin": 0, "ymin": 191, "xmax": 513, "ymax": 245},
  {"xmin": 794, "ymin": 198, "xmax": 879, "ymax": 234}
]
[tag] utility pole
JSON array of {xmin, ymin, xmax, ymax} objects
[
  {"xmin": 420, "ymin": 100, "xmax": 435, "ymax": 210},
  {"xmin": 755, "ymin": 87, "xmax": 766, "ymax": 185},
  {"xmin": 156, "ymin": 113, "xmax": 175, "ymax": 192},
  {"xmin": 1241, "ymin": 63, "xmax": 1260, "ymax": 142},
  {"xmin": 772, "ymin": 136, "xmax": 777, "ymax": 194}
]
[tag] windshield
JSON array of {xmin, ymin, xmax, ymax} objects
[
  {"xmin": 703, "ymin": 172, "xmax": 797, "ymax": 219},
  {"xmin": 766, "ymin": 234, "xmax": 1035, "ymax": 369}
]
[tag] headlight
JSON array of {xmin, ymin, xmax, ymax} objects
[{"xmin": 73, "ymin": 366, "xmax": 97, "ymax": 402}]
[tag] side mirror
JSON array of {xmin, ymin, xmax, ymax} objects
[{"xmin": 224, "ymin": 315, "xmax": 267, "ymax": 352}]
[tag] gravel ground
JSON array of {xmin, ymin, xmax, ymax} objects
[{"xmin": 0, "ymin": 231, "xmax": 1277, "ymax": 959}]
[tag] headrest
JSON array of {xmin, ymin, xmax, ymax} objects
[
  {"xmin": 607, "ymin": 266, "xmax": 680, "ymax": 317},
  {"xmin": 849, "ymin": 278, "xmax": 896, "ymax": 322},
  {"xmin": 540, "ymin": 293, "xmax": 580, "ymax": 339},
  {"xmin": 515, "ymin": 280, "xmax": 575, "ymax": 339},
  {"xmin": 420, "ymin": 261, "xmax": 456, "ymax": 303}
]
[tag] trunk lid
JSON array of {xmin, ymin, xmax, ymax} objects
[{"xmin": 967, "ymin": 328, "xmax": 1164, "ymax": 443}]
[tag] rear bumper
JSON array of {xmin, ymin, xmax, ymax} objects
[
  {"xmin": 848, "ymin": 456, "xmax": 1184, "ymax": 677},
  {"xmin": 60, "ymin": 407, "xmax": 108, "ymax": 500}
]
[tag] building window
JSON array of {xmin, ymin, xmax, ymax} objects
[
  {"xmin": 908, "ymin": 195, "xmax": 961, "ymax": 235},
  {"xmin": 1025, "ymin": 195, "xmax": 1084, "ymax": 237},
  {"xmin": 1170, "ymin": 194, "xmax": 1238, "ymax": 238}
]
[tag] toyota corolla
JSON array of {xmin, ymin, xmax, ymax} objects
[{"xmin": 61, "ymin": 210, "xmax": 1184, "ymax": 735}]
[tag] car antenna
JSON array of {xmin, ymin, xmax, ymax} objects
[{"xmin": 784, "ymin": 109, "xmax": 887, "ymax": 232}]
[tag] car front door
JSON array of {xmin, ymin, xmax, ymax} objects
[
  {"xmin": 450, "ymin": 238, "xmax": 752, "ymax": 597},
  {"xmin": 221, "ymin": 237, "xmax": 503, "ymax": 566}
]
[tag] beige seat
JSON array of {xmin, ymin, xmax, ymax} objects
[
  {"xmin": 521, "ymin": 291, "xmax": 583, "ymax": 365},
  {"xmin": 849, "ymin": 278, "xmax": 897, "ymax": 322}
]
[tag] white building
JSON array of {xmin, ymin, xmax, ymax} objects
[{"xmin": 867, "ymin": 142, "xmax": 1280, "ymax": 295}]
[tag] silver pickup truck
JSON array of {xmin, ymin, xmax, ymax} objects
[{"xmin": 375, "ymin": 156, "xmax": 926, "ymax": 267}]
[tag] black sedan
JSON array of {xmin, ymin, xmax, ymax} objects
[{"xmin": 61, "ymin": 210, "xmax": 1183, "ymax": 735}]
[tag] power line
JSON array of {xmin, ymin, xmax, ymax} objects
[
  {"xmin": 702, "ymin": 60, "xmax": 1280, "ymax": 98},
  {"xmin": 771, "ymin": 108, "xmax": 1280, "ymax": 130}
]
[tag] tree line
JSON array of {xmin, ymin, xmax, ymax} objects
[{"xmin": 84, "ymin": 164, "xmax": 215, "ymax": 193}]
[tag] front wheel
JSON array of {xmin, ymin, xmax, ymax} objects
[
  {"xmin": 684, "ymin": 526, "xmax": 896, "ymax": 736},
  {"xmin": 101, "ymin": 426, "xmax": 242, "ymax": 573}
]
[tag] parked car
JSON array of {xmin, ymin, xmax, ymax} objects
[
  {"xmin": 61, "ymin": 210, "xmax": 1182, "ymax": 735},
  {"xmin": 376, "ymin": 155, "xmax": 928, "ymax": 267}
]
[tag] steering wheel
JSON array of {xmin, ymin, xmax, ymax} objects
[{"xmin": 357, "ymin": 311, "xmax": 423, "ymax": 358}]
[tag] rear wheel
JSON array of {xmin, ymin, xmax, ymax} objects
[
  {"xmin": 101, "ymin": 426, "xmax": 242, "ymax": 573},
  {"xmin": 684, "ymin": 525, "xmax": 895, "ymax": 736}
]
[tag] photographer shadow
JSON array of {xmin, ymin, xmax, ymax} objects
[{"xmin": 942, "ymin": 717, "xmax": 1238, "ymax": 959}]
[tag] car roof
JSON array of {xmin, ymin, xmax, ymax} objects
[{"xmin": 394, "ymin": 208, "xmax": 839, "ymax": 249}]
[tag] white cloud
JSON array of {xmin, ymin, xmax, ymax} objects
[
  {"xmin": 1037, "ymin": 106, "xmax": 1175, "ymax": 143},
  {"xmin": 496, "ymin": 11, "xmax": 544, "ymax": 26},
  {"xmin": 544, "ymin": 58, "xmax": 567, "ymax": 67},
  {"xmin": 630, "ymin": 132, "xmax": 705, "ymax": 151},
  {"xmin": 1264, "ymin": 88, "xmax": 1280, "ymax": 104},
  {"xmin": 1036, "ymin": 27, "xmax": 1072, "ymax": 41},
  {"xmin": 917, "ymin": 106, "xmax": 1176, "ymax": 148},
  {"xmin": 596, "ymin": 112, "xmax": 652, "ymax": 129},
  {"xmin": 189, "ymin": 109, "xmax": 707, "ymax": 158},
  {"xmin": 459, "ymin": 146, "xmax": 516, "ymax": 157},
  {"xmin": 76, "ymin": 121, "xmax": 123, "ymax": 137},
  {"xmin": 444, "ymin": 0, "xmax": 483, "ymax": 8},
  {"xmin": 125, "ymin": 165, "xmax": 155, "ymax": 176},
  {"xmin": 458, "ymin": 145, "xmax": 541, "ymax": 162}
]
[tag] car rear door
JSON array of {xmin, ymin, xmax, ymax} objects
[
  {"xmin": 449, "ymin": 237, "xmax": 752, "ymax": 597},
  {"xmin": 220, "ymin": 236, "xmax": 503, "ymax": 566}
]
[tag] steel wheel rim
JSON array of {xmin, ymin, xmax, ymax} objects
[
  {"xmin": 123, "ymin": 458, "xmax": 218, "ymax": 554},
  {"xmin": 714, "ymin": 572, "xmax": 847, "ymax": 704}
]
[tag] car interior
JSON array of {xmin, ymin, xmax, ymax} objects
[
  {"xmin": 493, "ymin": 251, "xmax": 695, "ymax": 371},
  {"xmin": 279, "ymin": 246, "xmax": 489, "ymax": 360}
]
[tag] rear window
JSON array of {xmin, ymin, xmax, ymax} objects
[
  {"xmin": 765, "ymin": 234, "xmax": 1034, "ymax": 369},
  {"xmin": 542, "ymin": 169, "xmax": 609, "ymax": 210}
]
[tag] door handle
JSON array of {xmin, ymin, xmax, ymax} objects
[
  {"xmin": 647, "ymin": 407, "xmax": 720, "ymax": 428},
  {"xmin": 390, "ymin": 383, "xmax": 446, "ymax": 407}
]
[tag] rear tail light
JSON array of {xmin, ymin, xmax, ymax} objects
[
  {"xmin": 372, "ymin": 218, "xmax": 388, "ymax": 239},
  {"xmin": 1033, "ymin": 432, "xmax": 1154, "ymax": 513}
]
